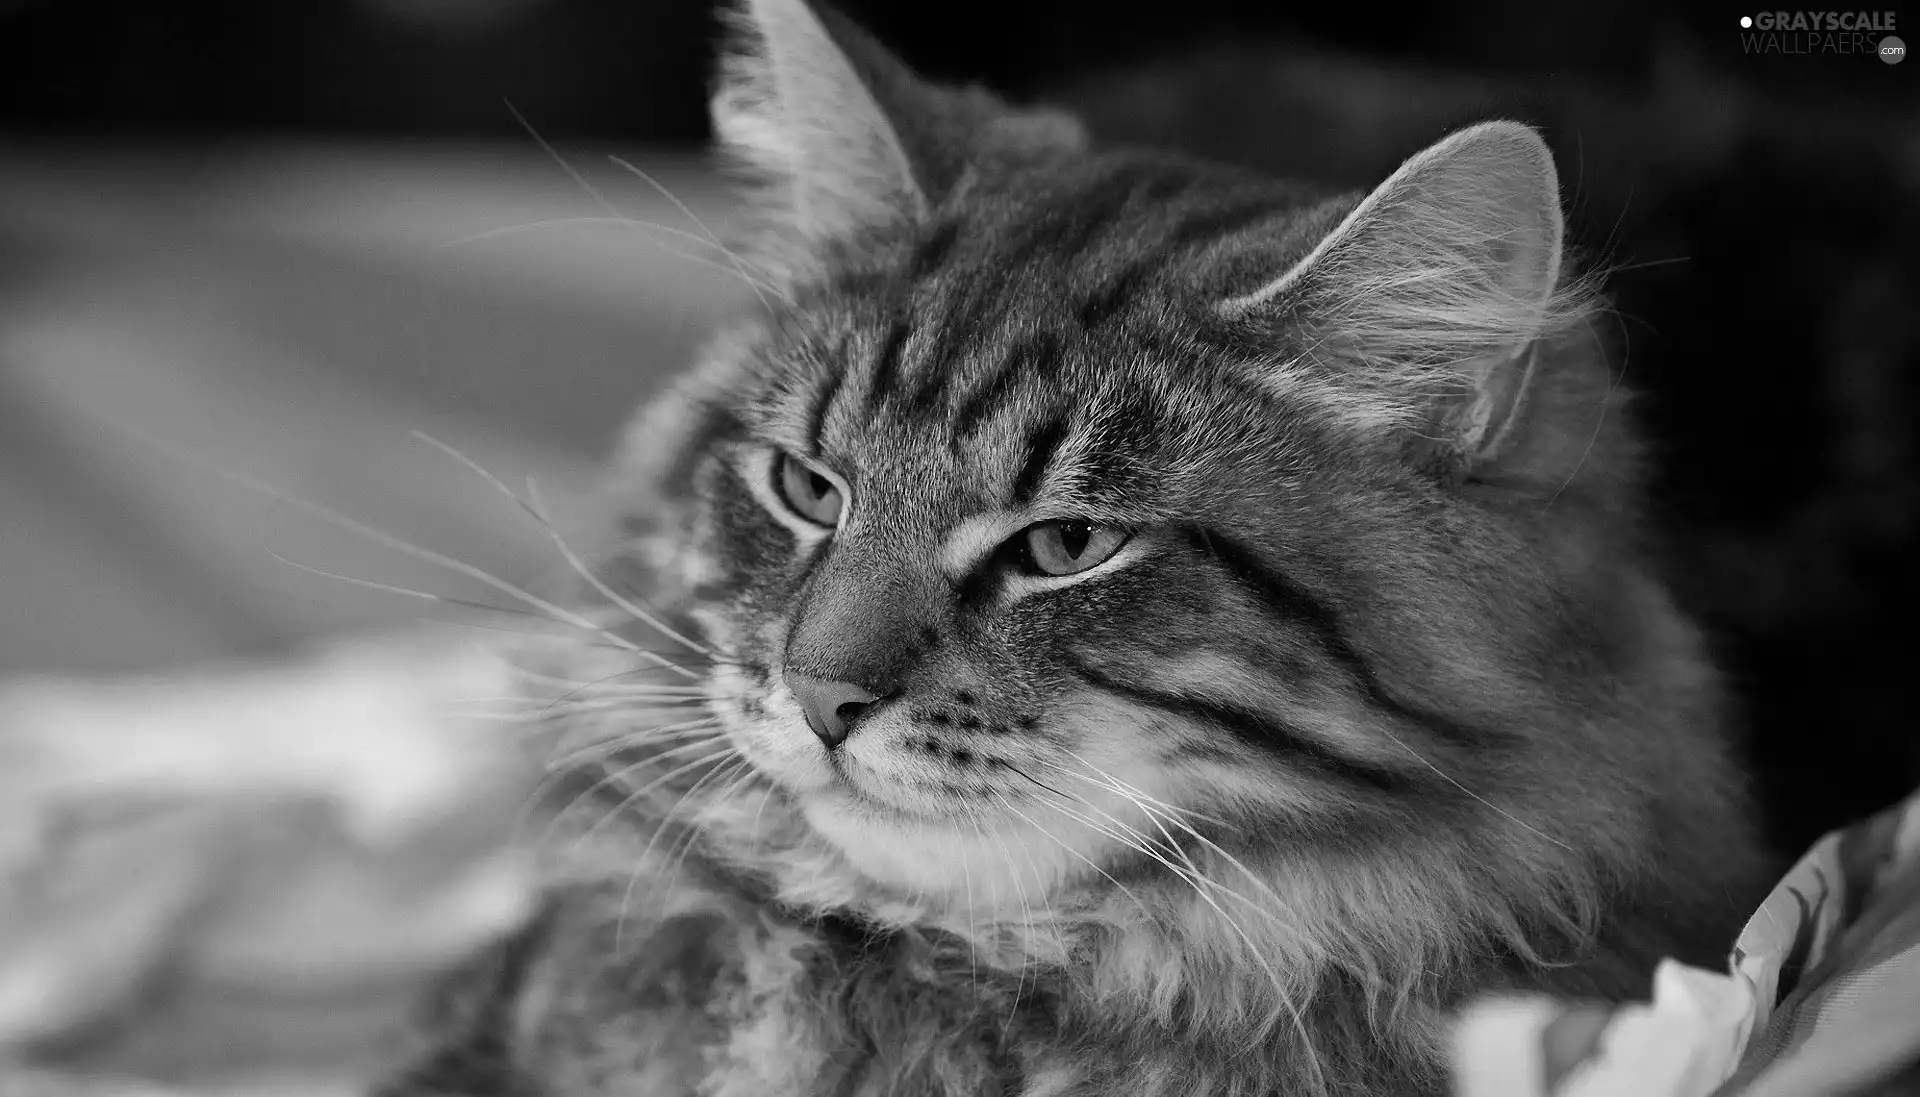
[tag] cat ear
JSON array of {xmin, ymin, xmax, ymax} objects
[
  {"xmin": 1221, "ymin": 121, "xmax": 1581, "ymax": 467},
  {"xmin": 713, "ymin": 0, "xmax": 1087, "ymax": 280}
]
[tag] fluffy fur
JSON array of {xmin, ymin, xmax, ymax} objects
[{"xmin": 384, "ymin": 3, "xmax": 1774, "ymax": 1094}]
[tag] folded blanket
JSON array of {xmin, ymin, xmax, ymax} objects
[
  {"xmin": 1454, "ymin": 783, "xmax": 1920, "ymax": 1096},
  {"xmin": 0, "ymin": 635, "xmax": 547, "ymax": 1096}
]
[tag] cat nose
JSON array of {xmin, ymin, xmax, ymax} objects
[{"xmin": 785, "ymin": 673, "xmax": 885, "ymax": 749}]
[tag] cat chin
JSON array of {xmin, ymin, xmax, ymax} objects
[{"xmin": 795, "ymin": 789, "xmax": 1099, "ymax": 909}]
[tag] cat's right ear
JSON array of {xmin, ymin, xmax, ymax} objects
[
  {"xmin": 1217, "ymin": 121, "xmax": 1591, "ymax": 473},
  {"xmin": 712, "ymin": 0, "xmax": 1087, "ymax": 282}
]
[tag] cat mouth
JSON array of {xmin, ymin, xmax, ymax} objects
[{"xmin": 827, "ymin": 740, "xmax": 1032, "ymax": 815}]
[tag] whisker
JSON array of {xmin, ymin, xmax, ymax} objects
[
  {"xmin": 1373, "ymin": 728, "xmax": 1574, "ymax": 852},
  {"xmin": 1543, "ymin": 308, "xmax": 1625, "ymax": 514},
  {"xmin": 1041, "ymin": 761, "xmax": 1323, "ymax": 1082},
  {"xmin": 1021, "ymin": 789, "xmax": 1203, "ymax": 899},
  {"xmin": 512, "ymin": 665, "xmax": 714, "ymax": 722},
  {"xmin": 507, "ymin": 663, "xmax": 718, "ymax": 696},
  {"xmin": 957, "ymin": 802, "xmax": 980, "ymax": 993},
  {"xmin": 531, "ymin": 731, "xmax": 727, "ymax": 841},
  {"xmin": 655, "ymin": 761, "xmax": 761, "ymax": 916},
  {"xmin": 526, "ymin": 477, "xmax": 720, "ymax": 658},
  {"xmin": 441, "ymin": 215, "xmax": 745, "ymax": 262},
  {"xmin": 570, "ymin": 741, "xmax": 737, "ymax": 856},
  {"xmin": 85, "ymin": 414, "xmax": 668, "ymax": 668},
  {"xmin": 1045, "ymin": 757, "xmax": 1254, "ymax": 887},
  {"xmin": 668, "ymin": 761, "xmax": 760, "ymax": 883},
  {"xmin": 405, "ymin": 431, "xmax": 718, "ymax": 662},
  {"xmin": 455, "ymin": 214, "xmax": 787, "ymax": 293},
  {"xmin": 514, "ymin": 697, "xmax": 709, "ymax": 725},
  {"xmin": 426, "ymin": 613, "xmax": 636, "ymax": 651},
  {"xmin": 990, "ymin": 790, "xmax": 1152, "ymax": 923},
  {"xmin": 502, "ymin": 100, "xmax": 786, "ymax": 308},
  {"xmin": 514, "ymin": 719, "xmax": 726, "ymax": 841},
  {"xmin": 607, "ymin": 154, "xmax": 789, "ymax": 310},
  {"xmin": 617, "ymin": 753, "xmax": 750, "ymax": 949},
  {"xmin": 1046, "ymin": 755, "xmax": 1235, "ymax": 830},
  {"xmin": 263, "ymin": 550, "xmax": 530, "ymax": 617},
  {"xmin": 749, "ymin": 779, "xmax": 781, "ymax": 840},
  {"xmin": 1047, "ymin": 754, "xmax": 1298, "ymax": 928},
  {"xmin": 1042, "ymin": 788, "xmax": 1312, "ymax": 1068},
  {"xmin": 544, "ymin": 717, "xmax": 727, "ymax": 770},
  {"xmin": 982, "ymin": 811, "xmax": 1038, "ymax": 1040}
]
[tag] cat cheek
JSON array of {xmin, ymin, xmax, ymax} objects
[{"xmin": 722, "ymin": 691, "xmax": 838, "ymax": 794}]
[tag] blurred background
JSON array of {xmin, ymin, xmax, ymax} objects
[{"xmin": 1, "ymin": 0, "xmax": 1915, "ymax": 856}]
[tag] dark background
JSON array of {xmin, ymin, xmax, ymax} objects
[
  {"xmin": 2, "ymin": 0, "xmax": 1908, "ymax": 141},
  {"xmin": 3, "ymin": 0, "xmax": 1917, "ymax": 859}
]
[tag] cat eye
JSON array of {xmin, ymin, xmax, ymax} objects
[
  {"xmin": 1018, "ymin": 521, "xmax": 1128, "ymax": 577},
  {"xmin": 774, "ymin": 452, "xmax": 844, "ymax": 527}
]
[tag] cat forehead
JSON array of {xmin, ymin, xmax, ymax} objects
[
  {"xmin": 802, "ymin": 316, "xmax": 1130, "ymax": 506},
  {"xmin": 743, "ymin": 306, "xmax": 1310, "ymax": 537},
  {"xmin": 726, "ymin": 154, "xmax": 1365, "ymax": 510}
]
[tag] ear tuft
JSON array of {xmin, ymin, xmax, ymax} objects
[
  {"xmin": 1222, "ymin": 121, "xmax": 1597, "ymax": 464},
  {"xmin": 712, "ymin": 0, "xmax": 926, "ymax": 274}
]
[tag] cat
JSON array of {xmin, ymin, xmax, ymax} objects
[
  {"xmin": 1047, "ymin": 33, "xmax": 1920, "ymax": 860},
  {"xmin": 384, "ymin": 1, "xmax": 1776, "ymax": 1094}
]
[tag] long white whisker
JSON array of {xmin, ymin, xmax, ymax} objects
[
  {"xmin": 607, "ymin": 154, "xmax": 788, "ymax": 311},
  {"xmin": 983, "ymin": 811, "xmax": 1043, "ymax": 1041},
  {"xmin": 78, "ymin": 406, "xmax": 666, "ymax": 663},
  {"xmin": 989, "ymin": 791, "xmax": 1151, "ymax": 923},
  {"xmin": 957, "ymin": 804, "xmax": 980, "ymax": 993},
  {"xmin": 616, "ymin": 753, "xmax": 749, "ymax": 949},
  {"xmin": 1043, "ymin": 761, "xmax": 1324, "ymax": 1083},
  {"xmin": 544, "ymin": 717, "xmax": 726, "ymax": 770},
  {"xmin": 526, "ymin": 478, "xmax": 718, "ymax": 658},
  {"xmin": 507, "ymin": 663, "xmax": 720, "ymax": 696},
  {"xmin": 441, "ymin": 215, "xmax": 740, "ymax": 260},
  {"xmin": 535, "ymin": 732, "xmax": 725, "ymax": 838},
  {"xmin": 449, "ymin": 213, "xmax": 789, "ymax": 294},
  {"xmin": 502, "ymin": 100, "xmax": 785, "ymax": 308},
  {"xmin": 516, "ymin": 719, "xmax": 726, "ymax": 840},
  {"xmin": 426, "ymin": 613, "xmax": 636, "ymax": 651},
  {"xmin": 405, "ymin": 430, "xmax": 716, "ymax": 661},
  {"xmin": 569, "ymin": 741, "xmax": 736, "ymax": 852},
  {"xmin": 1046, "ymin": 755, "xmax": 1290, "ymax": 916},
  {"xmin": 1372, "ymin": 729, "xmax": 1574, "ymax": 852},
  {"xmin": 659, "ymin": 759, "xmax": 761, "ymax": 910}
]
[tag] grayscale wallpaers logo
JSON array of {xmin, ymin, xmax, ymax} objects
[{"xmin": 1737, "ymin": 11, "xmax": 1905, "ymax": 62}]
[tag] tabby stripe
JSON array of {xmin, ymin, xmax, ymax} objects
[
  {"xmin": 1010, "ymin": 412, "xmax": 1073, "ymax": 506},
  {"xmin": 863, "ymin": 320, "xmax": 914, "ymax": 410},
  {"xmin": 900, "ymin": 284, "xmax": 994, "ymax": 417},
  {"xmin": 784, "ymin": 535, "xmax": 835, "ymax": 608},
  {"xmin": 382, "ymin": 896, "xmax": 559, "ymax": 1094},
  {"xmin": 1182, "ymin": 527, "xmax": 1502, "ymax": 750},
  {"xmin": 1079, "ymin": 385, "xmax": 1166, "ymax": 490},
  {"xmin": 1008, "ymin": 170, "xmax": 1144, "ymax": 266},
  {"xmin": 1067, "ymin": 658, "xmax": 1411, "ymax": 793},
  {"xmin": 953, "ymin": 332, "xmax": 1061, "ymax": 439},
  {"xmin": 910, "ymin": 219, "xmax": 961, "ymax": 280},
  {"xmin": 1075, "ymin": 200, "xmax": 1283, "ymax": 330},
  {"xmin": 1077, "ymin": 265, "xmax": 1149, "ymax": 330},
  {"xmin": 803, "ymin": 368, "xmax": 844, "ymax": 452},
  {"xmin": 1156, "ymin": 198, "xmax": 1289, "ymax": 254},
  {"xmin": 662, "ymin": 405, "xmax": 744, "ymax": 498}
]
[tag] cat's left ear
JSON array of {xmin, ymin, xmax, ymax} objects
[
  {"xmin": 713, "ymin": 0, "xmax": 1087, "ymax": 280},
  {"xmin": 1221, "ymin": 121, "xmax": 1579, "ymax": 468}
]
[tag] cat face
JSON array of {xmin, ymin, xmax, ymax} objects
[
  {"xmin": 616, "ymin": 0, "xmax": 1689, "ymax": 909},
  {"xmin": 683, "ymin": 190, "xmax": 1423, "ymax": 895}
]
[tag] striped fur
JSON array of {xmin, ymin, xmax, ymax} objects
[{"xmin": 387, "ymin": 4, "xmax": 1774, "ymax": 1095}]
